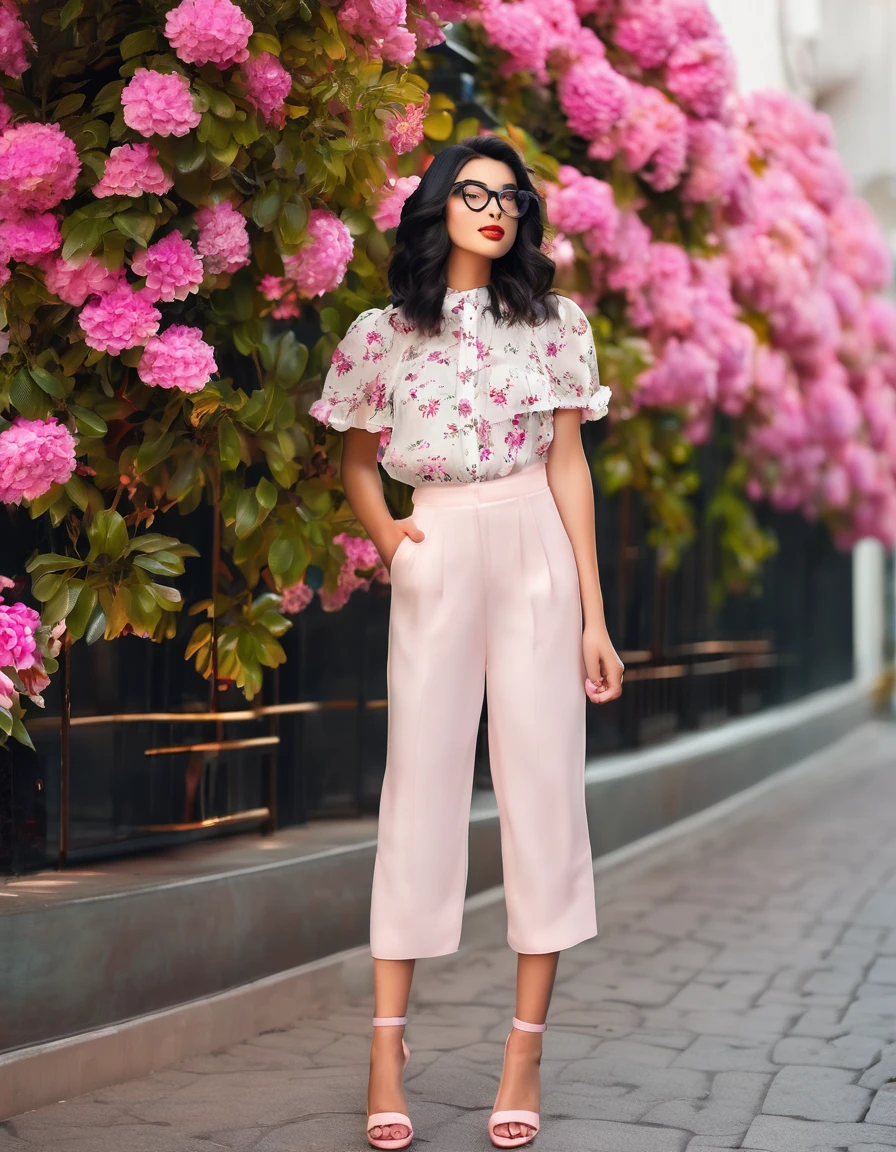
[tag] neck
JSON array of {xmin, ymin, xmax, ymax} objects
[{"xmin": 444, "ymin": 247, "xmax": 492, "ymax": 293}]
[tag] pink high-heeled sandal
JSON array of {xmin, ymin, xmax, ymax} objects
[
  {"xmin": 367, "ymin": 1015, "xmax": 414, "ymax": 1150},
  {"xmin": 488, "ymin": 1016, "xmax": 546, "ymax": 1149}
]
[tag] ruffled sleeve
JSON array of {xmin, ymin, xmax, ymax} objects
[
  {"xmin": 544, "ymin": 296, "xmax": 611, "ymax": 422},
  {"xmin": 309, "ymin": 307, "xmax": 400, "ymax": 433}
]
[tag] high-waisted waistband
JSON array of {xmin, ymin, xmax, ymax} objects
[{"xmin": 412, "ymin": 462, "xmax": 549, "ymax": 507}]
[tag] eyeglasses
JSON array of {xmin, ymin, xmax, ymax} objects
[{"xmin": 450, "ymin": 181, "xmax": 538, "ymax": 219}]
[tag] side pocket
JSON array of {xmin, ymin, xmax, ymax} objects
[{"xmin": 389, "ymin": 533, "xmax": 411, "ymax": 578}]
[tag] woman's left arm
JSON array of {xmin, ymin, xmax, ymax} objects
[{"xmin": 545, "ymin": 408, "xmax": 624, "ymax": 704}]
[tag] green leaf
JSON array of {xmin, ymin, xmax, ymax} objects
[
  {"xmin": 64, "ymin": 473, "xmax": 92, "ymax": 512},
  {"xmin": 65, "ymin": 583, "xmax": 98, "ymax": 641},
  {"xmin": 93, "ymin": 80, "xmax": 126, "ymax": 116},
  {"xmin": 59, "ymin": 0, "xmax": 84, "ymax": 29},
  {"xmin": 256, "ymin": 476, "xmax": 278, "ymax": 511},
  {"xmin": 84, "ymin": 601, "xmax": 107, "ymax": 645},
  {"xmin": 26, "ymin": 553, "xmax": 84, "ymax": 577},
  {"xmin": 251, "ymin": 185, "xmax": 282, "ymax": 228},
  {"xmin": 218, "ymin": 417, "xmax": 242, "ymax": 471},
  {"xmin": 30, "ymin": 367, "xmax": 66, "ymax": 399},
  {"xmin": 121, "ymin": 29, "xmax": 157, "ymax": 60},
  {"xmin": 10, "ymin": 715, "xmax": 35, "ymax": 751},
  {"xmin": 32, "ymin": 570, "xmax": 70, "ymax": 603},
  {"xmin": 54, "ymin": 92, "xmax": 86, "ymax": 118},
  {"xmin": 173, "ymin": 133, "xmax": 207, "ymax": 174},
  {"xmin": 61, "ymin": 218, "xmax": 104, "ymax": 264},
  {"xmin": 44, "ymin": 578, "xmax": 84, "ymax": 628},
  {"xmin": 234, "ymin": 489, "xmax": 260, "ymax": 539},
  {"xmin": 112, "ymin": 211, "xmax": 156, "ymax": 247},
  {"xmin": 248, "ymin": 32, "xmax": 281, "ymax": 55},
  {"xmin": 135, "ymin": 429, "xmax": 176, "ymax": 474},
  {"xmin": 278, "ymin": 199, "xmax": 307, "ymax": 245},
  {"xmin": 68, "ymin": 404, "xmax": 108, "ymax": 437},
  {"xmin": 132, "ymin": 554, "xmax": 182, "ymax": 577},
  {"xmin": 87, "ymin": 509, "xmax": 130, "ymax": 564},
  {"xmin": 268, "ymin": 536, "xmax": 293, "ymax": 577}
]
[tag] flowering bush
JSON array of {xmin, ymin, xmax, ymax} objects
[
  {"xmin": 0, "ymin": 0, "xmax": 473, "ymax": 743},
  {"xmin": 465, "ymin": 0, "xmax": 896, "ymax": 579}
]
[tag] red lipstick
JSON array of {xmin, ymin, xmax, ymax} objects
[{"xmin": 479, "ymin": 225, "xmax": 505, "ymax": 240}]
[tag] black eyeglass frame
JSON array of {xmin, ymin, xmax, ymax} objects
[{"xmin": 449, "ymin": 180, "xmax": 538, "ymax": 219}]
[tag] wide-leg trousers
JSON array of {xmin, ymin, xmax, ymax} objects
[{"xmin": 369, "ymin": 460, "xmax": 598, "ymax": 959}]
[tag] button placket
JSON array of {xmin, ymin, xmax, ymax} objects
[{"xmin": 458, "ymin": 296, "xmax": 477, "ymax": 479}]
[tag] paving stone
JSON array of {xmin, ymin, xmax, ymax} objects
[
  {"xmin": 672, "ymin": 1035, "xmax": 778, "ymax": 1073},
  {"xmin": 867, "ymin": 1084, "xmax": 896, "ymax": 1126},
  {"xmin": 640, "ymin": 1070, "xmax": 771, "ymax": 1136},
  {"xmin": 743, "ymin": 1115, "xmax": 896, "ymax": 1149},
  {"xmin": 772, "ymin": 1033, "xmax": 882, "ymax": 1069},
  {"xmin": 762, "ymin": 1064, "xmax": 873, "ymax": 1122}
]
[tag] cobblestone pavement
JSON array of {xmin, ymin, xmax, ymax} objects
[{"xmin": 4, "ymin": 720, "xmax": 896, "ymax": 1152}]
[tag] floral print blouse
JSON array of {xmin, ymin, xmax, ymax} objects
[{"xmin": 308, "ymin": 285, "xmax": 611, "ymax": 486}]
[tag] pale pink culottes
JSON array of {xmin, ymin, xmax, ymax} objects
[{"xmin": 369, "ymin": 461, "xmax": 598, "ymax": 959}]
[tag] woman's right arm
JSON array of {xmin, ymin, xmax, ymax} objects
[{"xmin": 341, "ymin": 428, "xmax": 424, "ymax": 572}]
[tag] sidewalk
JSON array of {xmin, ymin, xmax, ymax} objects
[{"xmin": 3, "ymin": 720, "xmax": 896, "ymax": 1152}]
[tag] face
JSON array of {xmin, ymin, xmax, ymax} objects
[{"xmin": 445, "ymin": 157, "xmax": 521, "ymax": 260}]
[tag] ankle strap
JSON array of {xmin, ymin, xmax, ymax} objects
[
  {"xmin": 512, "ymin": 1016, "xmax": 546, "ymax": 1033},
  {"xmin": 373, "ymin": 1015, "xmax": 407, "ymax": 1026}
]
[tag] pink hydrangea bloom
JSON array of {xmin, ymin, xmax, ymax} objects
[
  {"xmin": 0, "ymin": 416, "xmax": 77, "ymax": 506},
  {"xmin": 613, "ymin": 0, "xmax": 679, "ymax": 69},
  {"xmin": 664, "ymin": 31, "xmax": 734, "ymax": 120},
  {"xmin": 547, "ymin": 172, "xmax": 618, "ymax": 254},
  {"xmin": 804, "ymin": 366, "xmax": 863, "ymax": 447},
  {"xmin": 44, "ymin": 254, "xmax": 125, "ymax": 306},
  {"xmin": 122, "ymin": 68, "xmax": 202, "ymax": 138},
  {"xmin": 642, "ymin": 242, "xmax": 694, "ymax": 336},
  {"xmin": 410, "ymin": 13, "xmax": 445, "ymax": 51},
  {"xmin": 3, "ymin": 211, "xmax": 61, "ymax": 262},
  {"xmin": 92, "ymin": 143, "xmax": 173, "ymax": 198},
  {"xmin": 372, "ymin": 175, "xmax": 420, "ymax": 231},
  {"xmin": 479, "ymin": 0, "xmax": 551, "ymax": 83},
  {"xmin": 283, "ymin": 208, "xmax": 353, "ymax": 299},
  {"xmin": 682, "ymin": 118, "xmax": 738, "ymax": 203},
  {"xmin": 79, "ymin": 284, "xmax": 161, "ymax": 355},
  {"xmin": 131, "ymin": 232, "xmax": 204, "ymax": 302},
  {"xmin": 0, "ymin": 668, "xmax": 16, "ymax": 708},
  {"xmin": 635, "ymin": 337, "xmax": 717, "ymax": 408},
  {"xmin": 280, "ymin": 580, "xmax": 314, "ymax": 614},
  {"xmin": 0, "ymin": 122, "xmax": 79, "ymax": 212},
  {"xmin": 259, "ymin": 274, "xmax": 300, "ymax": 319},
  {"xmin": 337, "ymin": 0, "xmax": 405, "ymax": 41},
  {"xmin": 606, "ymin": 210, "xmax": 652, "ymax": 296},
  {"xmin": 319, "ymin": 531, "xmax": 388, "ymax": 611},
  {"xmin": 559, "ymin": 57, "xmax": 631, "ymax": 152},
  {"xmin": 195, "ymin": 200, "xmax": 251, "ymax": 275},
  {"xmin": 0, "ymin": 599, "xmax": 40, "ymax": 671},
  {"xmin": 164, "ymin": 0, "xmax": 253, "ymax": 68},
  {"xmin": 0, "ymin": 0, "xmax": 33, "ymax": 78},
  {"xmin": 385, "ymin": 93, "xmax": 429, "ymax": 155},
  {"xmin": 241, "ymin": 52, "xmax": 292, "ymax": 125},
  {"xmin": 828, "ymin": 196, "xmax": 892, "ymax": 292},
  {"xmin": 619, "ymin": 83, "xmax": 688, "ymax": 192},
  {"xmin": 137, "ymin": 324, "xmax": 217, "ymax": 392}
]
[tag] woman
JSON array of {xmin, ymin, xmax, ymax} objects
[{"xmin": 309, "ymin": 134, "xmax": 624, "ymax": 1150}]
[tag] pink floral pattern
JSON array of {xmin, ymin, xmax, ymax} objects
[{"xmin": 309, "ymin": 286, "xmax": 610, "ymax": 486}]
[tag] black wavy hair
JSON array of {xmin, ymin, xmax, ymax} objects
[{"xmin": 387, "ymin": 135, "xmax": 560, "ymax": 337}]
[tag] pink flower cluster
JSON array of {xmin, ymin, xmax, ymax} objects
[
  {"xmin": 282, "ymin": 207, "xmax": 353, "ymax": 299},
  {"xmin": 280, "ymin": 579, "xmax": 314, "ymax": 615},
  {"xmin": 92, "ymin": 143, "xmax": 173, "ymax": 198},
  {"xmin": 0, "ymin": 576, "xmax": 63, "ymax": 711},
  {"xmin": 385, "ymin": 93, "xmax": 430, "ymax": 155},
  {"xmin": 0, "ymin": 122, "xmax": 79, "ymax": 276},
  {"xmin": 43, "ymin": 255, "xmax": 125, "ymax": 306},
  {"xmin": 122, "ymin": 68, "xmax": 202, "ymax": 138},
  {"xmin": 372, "ymin": 175, "xmax": 420, "ymax": 232},
  {"xmin": 240, "ymin": 52, "xmax": 292, "ymax": 126},
  {"xmin": 79, "ymin": 284, "xmax": 161, "ymax": 355},
  {"xmin": 0, "ymin": 0, "xmax": 33, "ymax": 79},
  {"xmin": 478, "ymin": 0, "xmax": 896, "ymax": 549},
  {"xmin": 336, "ymin": 0, "xmax": 466, "ymax": 65},
  {"xmin": 318, "ymin": 532, "xmax": 388, "ymax": 612},
  {"xmin": 137, "ymin": 325, "xmax": 217, "ymax": 393},
  {"xmin": 164, "ymin": 0, "xmax": 253, "ymax": 68},
  {"xmin": 0, "ymin": 416, "xmax": 77, "ymax": 505},
  {"xmin": 196, "ymin": 200, "xmax": 251, "ymax": 275},
  {"xmin": 131, "ymin": 232, "xmax": 204, "ymax": 302}
]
